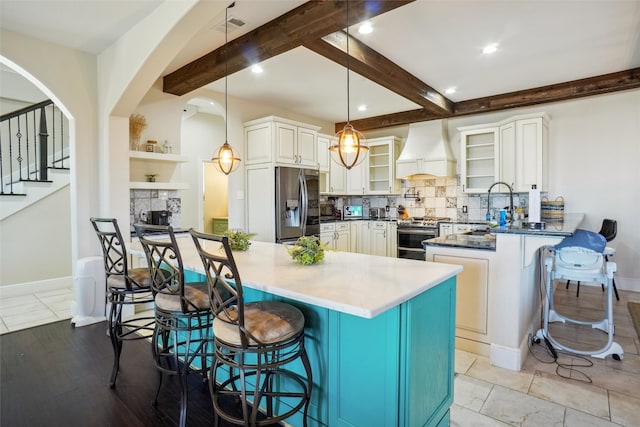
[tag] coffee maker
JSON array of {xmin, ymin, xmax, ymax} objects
[{"xmin": 148, "ymin": 210, "xmax": 171, "ymax": 225}]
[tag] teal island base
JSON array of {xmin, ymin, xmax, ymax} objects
[{"xmin": 231, "ymin": 276, "xmax": 457, "ymax": 427}]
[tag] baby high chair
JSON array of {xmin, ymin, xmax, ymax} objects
[{"xmin": 534, "ymin": 230, "xmax": 623, "ymax": 360}]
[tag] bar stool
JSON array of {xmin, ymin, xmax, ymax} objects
[
  {"xmin": 135, "ymin": 224, "xmax": 213, "ymax": 427},
  {"xmin": 190, "ymin": 229, "xmax": 312, "ymax": 427},
  {"xmin": 90, "ymin": 217, "xmax": 155, "ymax": 388}
]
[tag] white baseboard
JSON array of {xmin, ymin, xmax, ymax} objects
[
  {"xmin": 616, "ymin": 276, "xmax": 640, "ymax": 293},
  {"xmin": 490, "ymin": 342, "xmax": 524, "ymax": 372},
  {"xmin": 0, "ymin": 276, "xmax": 73, "ymax": 299}
]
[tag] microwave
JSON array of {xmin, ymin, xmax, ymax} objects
[{"xmin": 343, "ymin": 205, "xmax": 363, "ymax": 219}]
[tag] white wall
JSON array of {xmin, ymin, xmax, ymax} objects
[
  {"xmin": 180, "ymin": 112, "xmax": 227, "ymax": 230},
  {"xmin": 367, "ymin": 90, "xmax": 640, "ymax": 286},
  {"xmin": 0, "ymin": 29, "xmax": 98, "ymax": 286}
]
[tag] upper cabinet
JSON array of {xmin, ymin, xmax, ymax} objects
[
  {"xmin": 367, "ymin": 136, "xmax": 402, "ymax": 195},
  {"xmin": 459, "ymin": 127, "xmax": 500, "ymax": 193},
  {"xmin": 459, "ymin": 113, "xmax": 549, "ymax": 193},
  {"xmin": 244, "ymin": 116, "xmax": 321, "ymax": 168},
  {"xmin": 321, "ymin": 135, "xmax": 401, "ymax": 196}
]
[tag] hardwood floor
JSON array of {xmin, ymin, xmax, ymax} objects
[{"xmin": 0, "ymin": 320, "xmax": 235, "ymax": 427}]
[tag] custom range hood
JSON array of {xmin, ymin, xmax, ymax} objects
[{"xmin": 396, "ymin": 119, "xmax": 456, "ymax": 179}]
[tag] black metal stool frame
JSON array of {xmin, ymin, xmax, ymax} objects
[
  {"xmin": 90, "ymin": 217, "xmax": 155, "ymax": 388},
  {"xmin": 135, "ymin": 224, "xmax": 214, "ymax": 427},
  {"xmin": 190, "ymin": 229, "xmax": 312, "ymax": 427}
]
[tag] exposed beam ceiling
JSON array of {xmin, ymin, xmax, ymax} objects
[
  {"xmin": 304, "ymin": 32, "xmax": 453, "ymax": 116},
  {"xmin": 163, "ymin": 0, "xmax": 414, "ymax": 96},
  {"xmin": 163, "ymin": 0, "xmax": 640, "ymax": 132},
  {"xmin": 339, "ymin": 68, "xmax": 640, "ymax": 132}
]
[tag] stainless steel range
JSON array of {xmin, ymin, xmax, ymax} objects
[{"xmin": 397, "ymin": 217, "xmax": 449, "ymax": 261}]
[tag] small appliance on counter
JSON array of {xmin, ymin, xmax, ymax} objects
[
  {"xmin": 148, "ymin": 210, "xmax": 172, "ymax": 225},
  {"xmin": 343, "ymin": 205, "xmax": 363, "ymax": 220},
  {"xmin": 369, "ymin": 207, "xmax": 386, "ymax": 220}
]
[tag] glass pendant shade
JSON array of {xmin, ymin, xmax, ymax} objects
[
  {"xmin": 212, "ymin": 2, "xmax": 240, "ymax": 176},
  {"xmin": 329, "ymin": 123, "xmax": 368, "ymax": 170},
  {"xmin": 212, "ymin": 141, "xmax": 241, "ymax": 175}
]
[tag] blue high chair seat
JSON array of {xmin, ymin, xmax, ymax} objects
[{"xmin": 534, "ymin": 230, "xmax": 623, "ymax": 360}]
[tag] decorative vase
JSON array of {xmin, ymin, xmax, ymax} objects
[{"xmin": 130, "ymin": 136, "xmax": 140, "ymax": 151}]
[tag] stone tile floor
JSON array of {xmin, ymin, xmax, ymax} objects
[{"xmin": 1, "ymin": 282, "xmax": 639, "ymax": 426}]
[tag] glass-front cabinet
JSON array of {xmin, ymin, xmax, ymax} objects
[{"xmin": 459, "ymin": 127, "xmax": 499, "ymax": 193}]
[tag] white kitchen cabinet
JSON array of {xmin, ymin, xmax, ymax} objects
[
  {"xmin": 245, "ymin": 164, "xmax": 275, "ymax": 242},
  {"xmin": 317, "ymin": 134, "xmax": 330, "ymax": 173},
  {"xmin": 386, "ymin": 221, "xmax": 397, "ymax": 258},
  {"xmin": 366, "ymin": 137, "xmax": 402, "ymax": 195},
  {"xmin": 459, "ymin": 113, "xmax": 549, "ymax": 193},
  {"xmin": 244, "ymin": 116, "xmax": 320, "ymax": 168},
  {"xmin": 432, "ymin": 253, "xmax": 491, "ymax": 348},
  {"xmin": 439, "ymin": 223, "xmax": 453, "ymax": 237},
  {"xmin": 515, "ymin": 115, "xmax": 549, "ymax": 192},
  {"xmin": 320, "ymin": 222, "xmax": 350, "ymax": 252},
  {"xmin": 345, "ymin": 161, "xmax": 367, "ymax": 195},
  {"xmin": 328, "ymin": 163, "xmax": 347, "ymax": 194},
  {"xmin": 354, "ymin": 221, "xmax": 371, "ymax": 253},
  {"xmin": 459, "ymin": 126, "xmax": 499, "ymax": 193},
  {"xmin": 370, "ymin": 221, "xmax": 388, "ymax": 256}
]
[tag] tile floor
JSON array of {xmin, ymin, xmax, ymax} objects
[
  {"xmin": 1, "ymin": 283, "xmax": 639, "ymax": 426},
  {"xmin": 0, "ymin": 286, "xmax": 73, "ymax": 334}
]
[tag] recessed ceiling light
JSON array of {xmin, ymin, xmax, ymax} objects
[
  {"xmin": 358, "ymin": 104, "xmax": 367, "ymax": 112},
  {"xmin": 482, "ymin": 43, "xmax": 498, "ymax": 54},
  {"xmin": 445, "ymin": 87, "xmax": 456, "ymax": 95},
  {"xmin": 358, "ymin": 22, "xmax": 373, "ymax": 34},
  {"xmin": 251, "ymin": 64, "xmax": 263, "ymax": 74}
]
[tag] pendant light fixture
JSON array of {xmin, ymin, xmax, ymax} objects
[
  {"xmin": 212, "ymin": 2, "xmax": 241, "ymax": 175},
  {"xmin": 329, "ymin": 0, "xmax": 368, "ymax": 170}
]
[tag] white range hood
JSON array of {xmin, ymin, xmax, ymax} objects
[{"xmin": 396, "ymin": 119, "xmax": 456, "ymax": 179}]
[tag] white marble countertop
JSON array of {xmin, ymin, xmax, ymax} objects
[{"xmin": 129, "ymin": 236, "xmax": 462, "ymax": 319}]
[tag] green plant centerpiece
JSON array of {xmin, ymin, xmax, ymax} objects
[
  {"xmin": 287, "ymin": 235, "xmax": 328, "ymax": 265},
  {"xmin": 223, "ymin": 229, "xmax": 256, "ymax": 251}
]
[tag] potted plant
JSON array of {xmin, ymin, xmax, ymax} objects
[
  {"xmin": 224, "ymin": 229, "xmax": 257, "ymax": 251},
  {"xmin": 145, "ymin": 174, "xmax": 157, "ymax": 182},
  {"xmin": 287, "ymin": 235, "xmax": 328, "ymax": 265}
]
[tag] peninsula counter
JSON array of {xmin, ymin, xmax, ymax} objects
[
  {"xmin": 424, "ymin": 214, "xmax": 584, "ymax": 371},
  {"xmin": 130, "ymin": 236, "xmax": 462, "ymax": 427}
]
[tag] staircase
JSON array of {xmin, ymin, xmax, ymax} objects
[{"xmin": 0, "ymin": 100, "xmax": 70, "ymax": 220}]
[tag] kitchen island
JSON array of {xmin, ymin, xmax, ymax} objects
[
  {"xmin": 130, "ymin": 236, "xmax": 462, "ymax": 427},
  {"xmin": 424, "ymin": 213, "xmax": 584, "ymax": 371}
]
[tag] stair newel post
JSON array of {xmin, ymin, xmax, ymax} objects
[{"xmin": 38, "ymin": 105, "xmax": 48, "ymax": 181}]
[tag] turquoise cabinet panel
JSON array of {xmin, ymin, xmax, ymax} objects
[
  {"xmin": 400, "ymin": 277, "xmax": 456, "ymax": 426},
  {"xmin": 328, "ymin": 308, "xmax": 401, "ymax": 426},
  {"xmin": 245, "ymin": 289, "xmax": 330, "ymax": 427}
]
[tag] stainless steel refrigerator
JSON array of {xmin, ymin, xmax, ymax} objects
[{"xmin": 275, "ymin": 166, "xmax": 320, "ymax": 243}]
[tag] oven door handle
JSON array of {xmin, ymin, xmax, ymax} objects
[
  {"xmin": 398, "ymin": 229, "xmax": 437, "ymax": 235},
  {"xmin": 397, "ymin": 247, "xmax": 427, "ymax": 252}
]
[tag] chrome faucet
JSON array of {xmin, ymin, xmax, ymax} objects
[{"xmin": 487, "ymin": 181, "xmax": 514, "ymax": 223}]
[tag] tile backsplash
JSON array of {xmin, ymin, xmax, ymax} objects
[
  {"xmin": 324, "ymin": 176, "xmax": 535, "ymax": 222},
  {"xmin": 129, "ymin": 189, "xmax": 182, "ymax": 230}
]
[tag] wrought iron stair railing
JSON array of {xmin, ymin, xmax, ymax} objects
[{"xmin": 0, "ymin": 99, "xmax": 69, "ymax": 196}]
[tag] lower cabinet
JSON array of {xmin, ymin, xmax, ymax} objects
[
  {"xmin": 324, "ymin": 220, "xmax": 397, "ymax": 257},
  {"xmin": 430, "ymin": 251, "xmax": 493, "ymax": 350},
  {"xmin": 320, "ymin": 222, "xmax": 351, "ymax": 252}
]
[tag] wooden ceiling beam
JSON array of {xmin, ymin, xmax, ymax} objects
[
  {"xmin": 341, "ymin": 68, "xmax": 640, "ymax": 132},
  {"xmin": 304, "ymin": 32, "xmax": 453, "ymax": 116},
  {"xmin": 453, "ymin": 68, "xmax": 640, "ymax": 116},
  {"xmin": 163, "ymin": 0, "xmax": 415, "ymax": 96}
]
